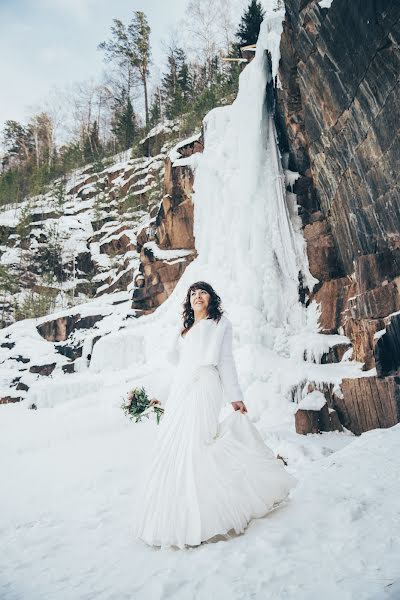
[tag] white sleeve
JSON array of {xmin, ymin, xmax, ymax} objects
[
  {"xmin": 218, "ymin": 321, "xmax": 244, "ymax": 404},
  {"xmin": 166, "ymin": 331, "xmax": 180, "ymax": 365}
]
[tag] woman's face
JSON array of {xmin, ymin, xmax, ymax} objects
[{"xmin": 189, "ymin": 287, "xmax": 211, "ymax": 316}]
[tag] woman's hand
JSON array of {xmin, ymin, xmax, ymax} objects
[
  {"xmin": 231, "ymin": 401, "xmax": 247, "ymax": 413},
  {"xmin": 149, "ymin": 398, "xmax": 161, "ymax": 406}
]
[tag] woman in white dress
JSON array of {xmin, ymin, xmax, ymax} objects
[{"xmin": 132, "ymin": 281, "xmax": 296, "ymax": 548}]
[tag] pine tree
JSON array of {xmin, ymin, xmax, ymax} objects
[
  {"xmin": 236, "ymin": 0, "xmax": 265, "ymax": 47},
  {"xmin": 149, "ymin": 88, "xmax": 163, "ymax": 128},
  {"xmin": 111, "ymin": 90, "xmax": 137, "ymax": 150},
  {"xmin": 161, "ymin": 47, "xmax": 192, "ymax": 119},
  {"xmin": 99, "ymin": 11, "xmax": 151, "ymax": 128}
]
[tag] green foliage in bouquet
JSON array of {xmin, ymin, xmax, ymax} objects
[{"xmin": 121, "ymin": 386, "xmax": 164, "ymax": 424}]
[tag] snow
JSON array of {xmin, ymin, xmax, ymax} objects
[
  {"xmin": 289, "ymin": 332, "xmax": 351, "ymax": 363},
  {"xmin": 169, "ymin": 133, "xmax": 202, "ymax": 162},
  {"xmin": 0, "ymin": 205, "xmax": 22, "ymax": 226},
  {"xmin": 0, "ymin": 246, "xmax": 21, "ymax": 265},
  {"xmin": 374, "ymin": 328, "xmax": 386, "ymax": 340},
  {"xmin": 319, "ymin": 0, "xmax": 334, "ymax": 9},
  {"xmin": 297, "ymin": 390, "xmax": 326, "ymax": 411},
  {"xmin": 142, "ymin": 241, "xmax": 194, "ymax": 261},
  {"xmin": 139, "ymin": 119, "xmax": 180, "ymax": 144},
  {"xmin": 0, "ymin": 10, "xmax": 398, "ymax": 600},
  {"xmin": 172, "ymin": 153, "xmax": 202, "ymax": 169},
  {"xmin": 1, "ymin": 396, "xmax": 399, "ymax": 599}
]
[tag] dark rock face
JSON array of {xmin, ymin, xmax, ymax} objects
[
  {"xmin": 280, "ymin": 0, "xmax": 400, "ymax": 271},
  {"xmin": 278, "ymin": 0, "xmax": 400, "ymax": 434}
]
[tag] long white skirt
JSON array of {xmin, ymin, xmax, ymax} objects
[{"xmin": 132, "ymin": 366, "xmax": 296, "ymax": 548}]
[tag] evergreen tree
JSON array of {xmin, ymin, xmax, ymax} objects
[
  {"xmin": 236, "ymin": 0, "xmax": 265, "ymax": 47},
  {"xmin": 99, "ymin": 11, "xmax": 151, "ymax": 128},
  {"xmin": 111, "ymin": 89, "xmax": 137, "ymax": 150},
  {"xmin": 149, "ymin": 88, "xmax": 163, "ymax": 127},
  {"xmin": 161, "ymin": 47, "xmax": 192, "ymax": 119}
]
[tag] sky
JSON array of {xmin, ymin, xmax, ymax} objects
[{"xmin": 0, "ymin": 0, "xmax": 189, "ymax": 128}]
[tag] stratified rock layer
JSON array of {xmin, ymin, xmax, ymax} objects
[{"xmin": 278, "ymin": 0, "xmax": 400, "ymax": 433}]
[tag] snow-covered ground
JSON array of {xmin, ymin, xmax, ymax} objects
[
  {"xmin": 1, "ymin": 5, "xmax": 399, "ymax": 600},
  {"xmin": 2, "ymin": 391, "xmax": 400, "ymax": 600}
]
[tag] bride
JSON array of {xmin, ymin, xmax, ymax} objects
[{"xmin": 132, "ymin": 281, "xmax": 296, "ymax": 548}]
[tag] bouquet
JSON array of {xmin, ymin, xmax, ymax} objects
[{"xmin": 121, "ymin": 386, "xmax": 164, "ymax": 424}]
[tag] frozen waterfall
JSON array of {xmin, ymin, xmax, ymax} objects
[{"xmin": 90, "ymin": 9, "xmax": 334, "ymax": 410}]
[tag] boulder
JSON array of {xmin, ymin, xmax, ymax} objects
[
  {"xmin": 295, "ymin": 390, "xmax": 331, "ymax": 434},
  {"xmin": 37, "ymin": 315, "xmax": 80, "ymax": 342},
  {"xmin": 37, "ymin": 313, "xmax": 104, "ymax": 342},
  {"xmin": 0, "ymin": 395, "xmax": 22, "ymax": 404},
  {"xmin": 99, "ymin": 232, "xmax": 135, "ymax": 256},
  {"xmin": 338, "ymin": 376, "xmax": 400, "ymax": 435},
  {"xmin": 16, "ymin": 381, "xmax": 29, "ymax": 392},
  {"xmin": 29, "ymin": 363, "xmax": 56, "ymax": 376}
]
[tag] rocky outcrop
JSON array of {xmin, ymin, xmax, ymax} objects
[
  {"xmin": 29, "ymin": 362, "xmax": 56, "ymax": 376},
  {"xmin": 156, "ymin": 166, "xmax": 195, "ymax": 249},
  {"xmin": 133, "ymin": 247, "xmax": 196, "ymax": 312},
  {"xmin": 278, "ymin": 0, "xmax": 400, "ymax": 434},
  {"xmin": 295, "ymin": 390, "xmax": 343, "ymax": 434},
  {"xmin": 132, "ymin": 136, "xmax": 202, "ymax": 313},
  {"xmin": 37, "ymin": 313, "xmax": 105, "ymax": 342},
  {"xmin": 0, "ymin": 395, "xmax": 22, "ymax": 404},
  {"xmin": 338, "ymin": 376, "xmax": 400, "ymax": 435}
]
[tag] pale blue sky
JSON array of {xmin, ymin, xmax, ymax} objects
[{"xmin": 0, "ymin": 0, "xmax": 188, "ymax": 126}]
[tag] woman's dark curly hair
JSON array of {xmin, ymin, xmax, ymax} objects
[{"xmin": 181, "ymin": 281, "xmax": 223, "ymax": 335}]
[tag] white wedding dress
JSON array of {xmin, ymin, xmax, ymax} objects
[{"xmin": 132, "ymin": 316, "xmax": 296, "ymax": 548}]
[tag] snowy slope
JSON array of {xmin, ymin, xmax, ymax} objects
[
  {"xmin": 0, "ymin": 149, "xmax": 166, "ymax": 326},
  {"xmin": 1, "ymin": 6, "xmax": 398, "ymax": 600}
]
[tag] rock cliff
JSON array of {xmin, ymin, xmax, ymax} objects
[{"xmin": 277, "ymin": 0, "xmax": 400, "ymax": 433}]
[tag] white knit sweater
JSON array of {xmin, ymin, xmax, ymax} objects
[{"xmin": 167, "ymin": 315, "xmax": 244, "ymax": 404}]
